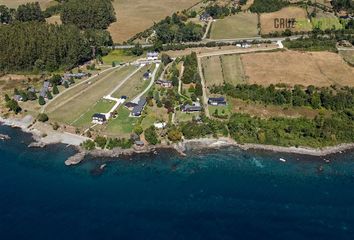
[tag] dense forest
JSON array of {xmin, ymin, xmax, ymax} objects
[
  {"xmin": 0, "ymin": 22, "xmax": 112, "ymax": 72},
  {"xmin": 0, "ymin": 0, "xmax": 115, "ymax": 72},
  {"xmin": 250, "ymin": 0, "xmax": 289, "ymax": 13},
  {"xmin": 332, "ymin": 0, "xmax": 354, "ymax": 13},
  {"xmin": 154, "ymin": 13, "xmax": 204, "ymax": 43},
  {"xmin": 211, "ymin": 84, "xmax": 354, "ymax": 111},
  {"xmin": 61, "ymin": 0, "xmax": 116, "ymax": 29}
]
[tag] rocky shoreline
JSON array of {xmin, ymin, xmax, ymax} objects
[{"xmin": 1, "ymin": 116, "xmax": 354, "ymax": 166}]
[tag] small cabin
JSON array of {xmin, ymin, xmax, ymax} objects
[
  {"xmin": 208, "ymin": 97, "xmax": 227, "ymax": 106},
  {"xmin": 92, "ymin": 113, "xmax": 107, "ymax": 124}
]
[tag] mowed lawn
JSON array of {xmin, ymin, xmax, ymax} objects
[
  {"xmin": 102, "ymin": 50, "xmax": 142, "ymax": 65},
  {"xmin": 210, "ymin": 13, "xmax": 259, "ymax": 39},
  {"xmin": 48, "ymin": 66, "xmax": 137, "ymax": 124},
  {"xmin": 108, "ymin": 0, "xmax": 200, "ymax": 43},
  {"xmin": 71, "ymin": 99, "xmax": 116, "ymax": 128},
  {"xmin": 103, "ymin": 107, "xmax": 137, "ymax": 137},
  {"xmin": 201, "ymin": 54, "xmax": 246, "ymax": 89},
  {"xmin": 260, "ymin": 7, "xmax": 312, "ymax": 34},
  {"xmin": 112, "ymin": 64, "xmax": 153, "ymax": 99}
]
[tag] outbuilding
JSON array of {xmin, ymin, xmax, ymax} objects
[{"xmin": 92, "ymin": 113, "xmax": 107, "ymax": 124}]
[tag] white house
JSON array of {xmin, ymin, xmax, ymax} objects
[{"xmin": 147, "ymin": 52, "xmax": 159, "ymax": 61}]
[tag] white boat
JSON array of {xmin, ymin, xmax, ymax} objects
[{"xmin": 279, "ymin": 158, "xmax": 287, "ymax": 162}]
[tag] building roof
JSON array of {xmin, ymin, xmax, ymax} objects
[
  {"xmin": 125, "ymin": 102, "xmax": 138, "ymax": 108},
  {"xmin": 156, "ymin": 79, "xmax": 172, "ymax": 84},
  {"xmin": 147, "ymin": 52, "xmax": 159, "ymax": 57},
  {"xmin": 182, "ymin": 104, "xmax": 202, "ymax": 112},
  {"xmin": 135, "ymin": 141, "xmax": 144, "ymax": 146},
  {"xmin": 208, "ymin": 97, "xmax": 225, "ymax": 102},
  {"xmin": 132, "ymin": 98, "xmax": 147, "ymax": 115},
  {"xmin": 92, "ymin": 113, "xmax": 106, "ymax": 120}
]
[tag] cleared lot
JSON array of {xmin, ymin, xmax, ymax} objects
[
  {"xmin": 209, "ymin": 13, "xmax": 259, "ymax": 39},
  {"xmin": 260, "ymin": 7, "xmax": 312, "ymax": 34},
  {"xmin": 241, "ymin": 51, "xmax": 354, "ymax": 87}
]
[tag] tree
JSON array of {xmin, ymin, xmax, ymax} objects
[
  {"xmin": 133, "ymin": 125, "xmax": 144, "ymax": 135},
  {"xmin": 161, "ymin": 53, "xmax": 172, "ymax": 65},
  {"xmin": 64, "ymin": 81, "xmax": 69, "ymax": 88},
  {"xmin": 37, "ymin": 113, "xmax": 49, "ymax": 122},
  {"xmin": 94, "ymin": 136, "xmax": 107, "ymax": 149},
  {"xmin": 47, "ymin": 91, "xmax": 53, "ymax": 100},
  {"xmin": 81, "ymin": 140, "xmax": 95, "ymax": 150},
  {"xmin": 16, "ymin": 2, "xmax": 45, "ymax": 22},
  {"xmin": 6, "ymin": 99, "xmax": 21, "ymax": 114},
  {"xmin": 168, "ymin": 128, "xmax": 182, "ymax": 142},
  {"xmin": 61, "ymin": 0, "xmax": 116, "ymax": 29},
  {"xmin": 53, "ymin": 85, "xmax": 59, "ymax": 95},
  {"xmin": 0, "ymin": 5, "xmax": 13, "ymax": 24},
  {"xmin": 131, "ymin": 43, "xmax": 144, "ymax": 56},
  {"xmin": 4, "ymin": 94, "xmax": 10, "ymax": 102},
  {"xmin": 50, "ymin": 75, "xmax": 62, "ymax": 85},
  {"xmin": 144, "ymin": 126, "xmax": 159, "ymax": 145},
  {"xmin": 38, "ymin": 96, "xmax": 46, "ymax": 105}
]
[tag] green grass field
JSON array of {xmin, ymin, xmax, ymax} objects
[
  {"xmin": 71, "ymin": 99, "xmax": 116, "ymax": 128},
  {"xmin": 102, "ymin": 50, "xmax": 142, "ymax": 65},
  {"xmin": 103, "ymin": 107, "xmax": 137, "ymax": 137},
  {"xmin": 201, "ymin": 54, "xmax": 246, "ymax": 89},
  {"xmin": 209, "ymin": 13, "xmax": 259, "ymax": 39},
  {"xmin": 220, "ymin": 54, "xmax": 246, "ymax": 85},
  {"xmin": 48, "ymin": 66, "xmax": 137, "ymax": 124},
  {"xmin": 201, "ymin": 56, "xmax": 224, "ymax": 87}
]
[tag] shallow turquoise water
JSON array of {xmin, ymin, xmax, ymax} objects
[{"xmin": 0, "ymin": 125, "xmax": 354, "ymax": 239}]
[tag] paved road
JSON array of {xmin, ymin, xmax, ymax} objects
[{"xmin": 108, "ymin": 35, "xmax": 303, "ymax": 49}]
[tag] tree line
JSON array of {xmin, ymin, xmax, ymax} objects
[
  {"xmin": 0, "ymin": 22, "xmax": 112, "ymax": 72},
  {"xmin": 210, "ymin": 83, "xmax": 354, "ymax": 111}
]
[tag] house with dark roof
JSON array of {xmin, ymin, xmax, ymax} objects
[
  {"xmin": 40, "ymin": 81, "xmax": 51, "ymax": 98},
  {"xmin": 156, "ymin": 79, "xmax": 173, "ymax": 88},
  {"xmin": 208, "ymin": 97, "xmax": 226, "ymax": 106},
  {"xmin": 200, "ymin": 12, "xmax": 212, "ymax": 22},
  {"xmin": 131, "ymin": 98, "xmax": 147, "ymax": 117},
  {"xmin": 124, "ymin": 102, "xmax": 138, "ymax": 110},
  {"xmin": 182, "ymin": 102, "xmax": 202, "ymax": 112},
  {"xmin": 92, "ymin": 113, "xmax": 107, "ymax": 124},
  {"xmin": 143, "ymin": 70, "xmax": 152, "ymax": 80}
]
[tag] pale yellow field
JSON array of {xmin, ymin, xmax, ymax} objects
[
  {"xmin": 241, "ymin": 51, "xmax": 354, "ymax": 87},
  {"xmin": 260, "ymin": 7, "xmax": 312, "ymax": 34},
  {"xmin": 0, "ymin": 0, "xmax": 53, "ymax": 8},
  {"xmin": 201, "ymin": 56, "xmax": 224, "ymax": 87},
  {"xmin": 109, "ymin": 0, "xmax": 201, "ymax": 43},
  {"xmin": 220, "ymin": 54, "xmax": 246, "ymax": 85}
]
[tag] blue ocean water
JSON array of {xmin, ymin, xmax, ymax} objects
[{"xmin": 0, "ymin": 125, "xmax": 354, "ymax": 240}]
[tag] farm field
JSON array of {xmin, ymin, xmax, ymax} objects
[
  {"xmin": 201, "ymin": 56, "xmax": 224, "ymax": 87},
  {"xmin": 108, "ymin": 0, "xmax": 201, "ymax": 43},
  {"xmin": 209, "ymin": 13, "xmax": 259, "ymax": 39},
  {"xmin": 241, "ymin": 51, "xmax": 354, "ymax": 87},
  {"xmin": 220, "ymin": 54, "xmax": 246, "ymax": 85},
  {"xmin": 201, "ymin": 54, "xmax": 246, "ymax": 89},
  {"xmin": 260, "ymin": 7, "xmax": 312, "ymax": 34},
  {"xmin": 112, "ymin": 64, "xmax": 152, "ymax": 99},
  {"xmin": 47, "ymin": 66, "xmax": 137, "ymax": 124},
  {"xmin": 0, "ymin": 0, "xmax": 53, "ymax": 8}
]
